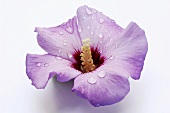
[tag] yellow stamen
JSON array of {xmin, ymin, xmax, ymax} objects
[{"xmin": 80, "ymin": 38, "xmax": 95, "ymax": 72}]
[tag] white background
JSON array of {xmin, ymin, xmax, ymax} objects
[{"xmin": 0, "ymin": 0, "xmax": 170, "ymax": 113}]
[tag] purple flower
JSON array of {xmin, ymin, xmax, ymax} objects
[{"xmin": 26, "ymin": 5, "xmax": 148, "ymax": 107}]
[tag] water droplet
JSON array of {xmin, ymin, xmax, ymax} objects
[
  {"xmin": 97, "ymin": 26, "xmax": 99, "ymax": 29},
  {"xmin": 67, "ymin": 53, "xmax": 73, "ymax": 59},
  {"xmin": 62, "ymin": 22, "xmax": 66, "ymax": 24},
  {"xmin": 56, "ymin": 56, "xmax": 62, "ymax": 60},
  {"xmin": 44, "ymin": 63, "xmax": 49, "ymax": 67},
  {"xmin": 90, "ymin": 32, "xmax": 93, "ymax": 35},
  {"xmin": 36, "ymin": 63, "xmax": 41, "ymax": 67},
  {"xmin": 63, "ymin": 40, "xmax": 67, "ymax": 46},
  {"xmin": 85, "ymin": 6, "xmax": 92, "ymax": 15},
  {"xmin": 78, "ymin": 27, "xmax": 82, "ymax": 32},
  {"xmin": 105, "ymin": 47, "xmax": 108, "ymax": 49},
  {"xmin": 91, "ymin": 16, "xmax": 95, "ymax": 20},
  {"xmin": 99, "ymin": 18, "xmax": 104, "ymax": 24},
  {"xmin": 99, "ymin": 50, "xmax": 102, "ymax": 53},
  {"xmin": 63, "ymin": 42, "xmax": 67, "ymax": 46},
  {"xmin": 98, "ymin": 71, "xmax": 106, "ymax": 78},
  {"xmin": 99, "ymin": 47, "xmax": 102, "ymax": 50},
  {"xmin": 87, "ymin": 77, "xmax": 97, "ymax": 84},
  {"xmin": 59, "ymin": 32, "xmax": 63, "ymax": 35},
  {"xmin": 83, "ymin": 16, "xmax": 86, "ymax": 19},
  {"xmin": 109, "ymin": 55, "xmax": 115, "ymax": 59},
  {"xmin": 66, "ymin": 27, "xmax": 72, "ymax": 33},
  {"xmin": 87, "ymin": 26, "xmax": 90, "ymax": 30},
  {"xmin": 98, "ymin": 33, "xmax": 104, "ymax": 38},
  {"xmin": 115, "ymin": 45, "xmax": 118, "ymax": 48},
  {"xmin": 58, "ymin": 49, "xmax": 62, "ymax": 53},
  {"xmin": 96, "ymin": 104, "xmax": 100, "ymax": 107},
  {"xmin": 111, "ymin": 20, "xmax": 115, "ymax": 23}
]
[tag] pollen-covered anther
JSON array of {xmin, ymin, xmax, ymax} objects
[{"xmin": 80, "ymin": 38, "xmax": 95, "ymax": 72}]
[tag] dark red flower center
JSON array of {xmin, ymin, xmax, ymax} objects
[{"xmin": 71, "ymin": 47, "xmax": 105, "ymax": 73}]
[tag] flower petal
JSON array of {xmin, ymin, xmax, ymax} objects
[
  {"xmin": 72, "ymin": 65, "xmax": 130, "ymax": 107},
  {"xmin": 105, "ymin": 22, "xmax": 148, "ymax": 80},
  {"xmin": 35, "ymin": 16, "xmax": 82, "ymax": 62},
  {"xmin": 26, "ymin": 54, "xmax": 81, "ymax": 89},
  {"xmin": 77, "ymin": 5, "xmax": 123, "ymax": 50}
]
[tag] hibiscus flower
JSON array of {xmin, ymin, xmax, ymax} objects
[{"xmin": 26, "ymin": 5, "xmax": 148, "ymax": 107}]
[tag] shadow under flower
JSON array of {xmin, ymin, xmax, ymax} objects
[{"xmin": 51, "ymin": 77, "xmax": 124, "ymax": 113}]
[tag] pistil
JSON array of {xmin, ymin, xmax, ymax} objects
[{"xmin": 80, "ymin": 38, "xmax": 95, "ymax": 72}]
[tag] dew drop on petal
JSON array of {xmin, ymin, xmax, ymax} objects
[
  {"xmin": 118, "ymin": 27, "xmax": 122, "ymax": 30},
  {"xmin": 98, "ymin": 33, "xmax": 104, "ymax": 38},
  {"xmin": 58, "ymin": 49, "xmax": 62, "ymax": 53},
  {"xmin": 78, "ymin": 27, "xmax": 82, "ymax": 32},
  {"xmin": 111, "ymin": 20, "xmax": 115, "ymax": 23},
  {"xmin": 99, "ymin": 18, "xmax": 104, "ymax": 24},
  {"xmin": 87, "ymin": 26, "xmax": 90, "ymax": 30},
  {"xmin": 63, "ymin": 40, "xmax": 67, "ymax": 46},
  {"xmin": 90, "ymin": 32, "xmax": 93, "ymax": 35},
  {"xmin": 96, "ymin": 104, "xmax": 100, "ymax": 107},
  {"xmin": 55, "ymin": 56, "xmax": 62, "ymax": 60},
  {"xmin": 66, "ymin": 27, "xmax": 72, "ymax": 33},
  {"xmin": 87, "ymin": 77, "xmax": 97, "ymax": 84},
  {"xmin": 44, "ymin": 63, "xmax": 49, "ymax": 67},
  {"xmin": 98, "ymin": 71, "xmax": 106, "ymax": 78},
  {"xmin": 99, "ymin": 47, "xmax": 102, "ymax": 50},
  {"xmin": 99, "ymin": 47, "xmax": 103, "ymax": 53},
  {"xmin": 59, "ymin": 32, "xmax": 63, "ymax": 35},
  {"xmin": 109, "ymin": 55, "xmax": 115, "ymax": 60},
  {"xmin": 85, "ymin": 6, "xmax": 92, "ymax": 15},
  {"xmin": 91, "ymin": 16, "xmax": 95, "ymax": 20},
  {"xmin": 67, "ymin": 53, "xmax": 73, "ymax": 59},
  {"xmin": 63, "ymin": 42, "xmax": 67, "ymax": 46},
  {"xmin": 36, "ymin": 63, "xmax": 41, "ymax": 67},
  {"xmin": 100, "ymin": 50, "xmax": 103, "ymax": 53}
]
